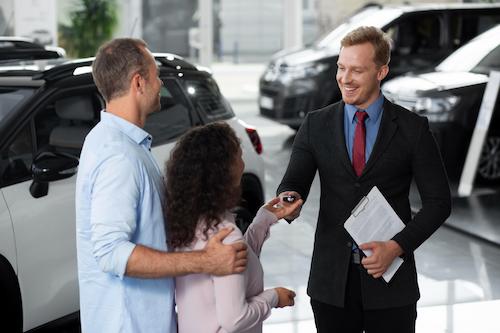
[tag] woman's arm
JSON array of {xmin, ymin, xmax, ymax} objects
[
  {"xmin": 244, "ymin": 198, "xmax": 303, "ymax": 257},
  {"xmin": 243, "ymin": 207, "xmax": 277, "ymax": 257},
  {"xmin": 213, "ymin": 226, "xmax": 278, "ymax": 332}
]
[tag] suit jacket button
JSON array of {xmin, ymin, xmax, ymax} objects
[
  {"xmin": 347, "ymin": 241, "xmax": 352, "ymax": 247},
  {"xmin": 354, "ymin": 182, "xmax": 361, "ymax": 188}
]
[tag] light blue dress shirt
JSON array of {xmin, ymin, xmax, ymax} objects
[
  {"xmin": 344, "ymin": 94, "xmax": 385, "ymax": 163},
  {"xmin": 75, "ymin": 111, "xmax": 176, "ymax": 333}
]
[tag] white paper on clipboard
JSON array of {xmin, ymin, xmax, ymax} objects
[{"xmin": 344, "ymin": 186, "xmax": 405, "ymax": 282}]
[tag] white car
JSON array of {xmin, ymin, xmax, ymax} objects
[{"xmin": 0, "ymin": 54, "xmax": 265, "ymax": 332}]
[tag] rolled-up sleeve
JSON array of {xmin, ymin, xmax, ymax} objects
[{"xmin": 89, "ymin": 154, "xmax": 140, "ymax": 278}]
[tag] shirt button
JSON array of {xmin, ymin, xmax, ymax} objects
[
  {"xmin": 354, "ymin": 182, "xmax": 361, "ymax": 188},
  {"xmin": 148, "ymin": 137, "xmax": 152, "ymax": 140},
  {"xmin": 347, "ymin": 241, "xmax": 352, "ymax": 247}
]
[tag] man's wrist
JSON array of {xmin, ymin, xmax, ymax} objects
[
  {"xmin": 184, "ymin": 250, "xmax": 206, "ymax": 274},
  {"xmin": 388, "ymin": 240, "xmax": 404, "ymax": 257}
]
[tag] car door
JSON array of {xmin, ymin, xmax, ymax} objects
[{"xmin": 0, "ymin": 89, "xmax": 101, "ymax": 331}]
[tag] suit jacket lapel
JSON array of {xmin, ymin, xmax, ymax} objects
[
  {"xmin": 328, "ymin": 102, "xmax": 357, "ymax": 178},
  {"xmin": 362, "ymin": 98, "xmax": 398, "ymax": 177}
]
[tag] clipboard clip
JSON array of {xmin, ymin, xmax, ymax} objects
[{"xmin": 351, "ymin": 196, "xmax": 369, "ymax": 217}]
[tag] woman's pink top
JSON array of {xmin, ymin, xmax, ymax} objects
[{"xmin": 175, "ymin": 207, "xmax": 279, "ymax": 333}]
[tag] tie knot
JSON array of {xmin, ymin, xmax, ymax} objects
[{"xmin": 355, "ymin": 110, "xmax": 368, "ymax": 123}]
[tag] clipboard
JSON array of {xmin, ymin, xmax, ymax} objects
[{"xmin": 344, "ymin": 186, "xmax": 405, "ymax": 282}]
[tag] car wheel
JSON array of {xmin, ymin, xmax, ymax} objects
[
  {"xmin": 0, "ymin": 256, "xmax": 22, "ymax": 333},
  {"xmin": 477, "ymin": 134, "xmax": 500, "ymax": 184},
  {"xmin": 232, "ymin": 206, "xmax": 254, "ymax": 234}
]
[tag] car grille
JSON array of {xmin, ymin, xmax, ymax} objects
[
  {"xmin": 260, "ymin": 86, "xmax": 279, "ymax": 98},
  {"xmin": 260, "ymin": 108, "xmax": 275, "ymax": 118},
  {"xmin": 283, "ymin": 95, "xmax": 310, "ymax": 118}
]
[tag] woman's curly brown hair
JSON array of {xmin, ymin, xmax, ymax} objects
[{"xmin": 165, "ymin": 122, "xmax": 241, "ymax": 249}]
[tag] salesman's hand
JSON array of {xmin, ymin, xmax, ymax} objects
[
  {"xmin": 277, "ymin": 191, "xmax": 303, "ymax": 221},
  {"xmin": 204, "ymin": 227, "xmax": 248, "ymax": 276},
  {"xmin": 359, "ymin": 240, "xmax": 404, "ymax": 279},
  {"xmin": 264, "ymin": 197, "xmax": 303, "ymax": 220},
  {"xmin": 274, "ymin": 287, "xmax": 296, "ymax": 308}
]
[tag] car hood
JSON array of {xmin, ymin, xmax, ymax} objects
[
  {"xmin": 271, "ymin": 46, "xmax": 338, "ymax": 67},
  {"xmin": 383, "ymin": 71, "xmax": 488, "ymax": 96}
]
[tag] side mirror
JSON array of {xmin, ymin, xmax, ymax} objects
[{"xmin": 30, "ymin": 152, "xmax": 79, "ymax": 198}]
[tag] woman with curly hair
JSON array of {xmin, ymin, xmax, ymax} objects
[{"xmin": 165, "ymin": 122, "xmax": 302, "ymax": 333}]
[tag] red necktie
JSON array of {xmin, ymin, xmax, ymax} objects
[{"xmin": 353, "ymin": 111, "xmax": 368, "ymax": 177}]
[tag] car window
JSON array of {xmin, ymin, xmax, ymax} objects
[
  {"xmin": 0, "ymin": 125, "xmax": 33, "ymax": 187},
  {"xmin": 144, "ymin": 78, "xmax": 192, "ymax": 146},
  {"xmin": 450, "ymin": 13, "xmax": 500, "ymax": 49},
  {"xmin": 34, "ymin": 93, "xmax": 100, "ymax": 158},
  {"xmin": 316, "ymin": 7, "xmax": 403, "ymax": 50},
  {"xmin": 182, "ymin": 76, "xmax": 234, "ymax": 121},
  {"xmin": 474, "ymin": 44, "xmax": 500, "ymax": 74},
  {"xmin": 388, "ymin": 13, "xmax": 442, "ymax": 56},
  {"xmin": 0, "ymin": 87, "xmax": 34, "ymax": 124}
]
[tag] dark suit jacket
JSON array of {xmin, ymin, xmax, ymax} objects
[{"xmin": 277, "ymin": 97, "xmax": 451, "ymax": 309}]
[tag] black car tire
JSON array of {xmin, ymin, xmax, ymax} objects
[
  {"xmin": 476, "ymin": 133, "xmax": 500, "ymax": 185},
  {"xmin": 0, "ymin": 256, "xmax": 22, "ymax": 333}
]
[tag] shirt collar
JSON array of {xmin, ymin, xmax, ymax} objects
[
  {"xmin": 345, "ymin": 93, "xmax": 384, "ymax": 123},
  {"xmin": 100, "ymin": 111, "xmax": 152, "ymax": 147}
]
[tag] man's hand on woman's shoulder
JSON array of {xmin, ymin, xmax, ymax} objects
[{"xmin": 203, "ymin": 227, "xmax": 248, "ymax": 276}]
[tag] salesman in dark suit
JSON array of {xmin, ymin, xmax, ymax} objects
[{"xmin": 277, "ymin": 26, "xmax": 451, "ymax": 333}]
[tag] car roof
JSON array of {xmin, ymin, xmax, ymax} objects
[
  {"xmin": 379, "ymin": 2, "xmax": 500, "ymax": 12},
  {"xmin": 0, "ymin": 53, "xmax": 207, "ymax": 85},
  {"xmin": 0, "ymin": 36, "xmax": 66, "ymax": 61}
]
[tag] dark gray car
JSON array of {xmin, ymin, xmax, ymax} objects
[{"xmin": 259, "ymin": 3, "xmax": 500, "ymax": 129}]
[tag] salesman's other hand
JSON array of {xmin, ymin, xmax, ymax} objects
[
  {"xmin": 277, "ymin": 191, "xmax": 303, "ymax": 221},
  {"xmin": 275, "ymin": 287, "xmax": 296, "ymax": 308},
  {"xmin": 359, "ymin": 240, "xmax": 404, "ymax": 279},
  {"xmin": 204, "ymin": 227, "xmax": 248, "ymax": 276},
  {"xmin": 264, "ymin": 197, "xmax": 303, "ymax": 220}
]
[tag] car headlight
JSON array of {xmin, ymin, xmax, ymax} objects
[
  {"xmin": 282, "ymin": 63, "xmax": 330, "ymax": 80},
  {"xmin": 414, "ymin": 96, "xmax": 460, "ymax": 122}
]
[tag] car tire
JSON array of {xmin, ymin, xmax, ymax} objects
[
  {"xmin": 0, "ymin": 256, "xmax": 23, "ymax": 333},
  {"xmin": 476, "ymin": 133, "xmax": 500, "ymax": 185}
]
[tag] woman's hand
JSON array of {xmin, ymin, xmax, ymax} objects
[
  {"xmin": 263, "ymin": 196, "xmax": 303, "ymax": 220},
  {"xmin": 274, "ymin": 287, "xmax": 296, "ymax": 308}
]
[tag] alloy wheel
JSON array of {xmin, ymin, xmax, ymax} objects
[{"xmin": 478, "ymin": 135, "xmax": 500, "ymax": 181}]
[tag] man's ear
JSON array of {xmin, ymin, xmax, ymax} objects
[
  {"xmin": 130, "ymin": 72, "xmax": 144, "ymax": 95},
  {"xmin": 377, "ymin": 64, "xmax": 389, "ymax": 81}
]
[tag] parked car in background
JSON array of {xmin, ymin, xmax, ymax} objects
[
  {"xmin": 382, "ymin": 25, "xmax": 500, "ymax": 184},
  {"xmin": 0, "ymin": 36, "xmax": 65, "ymax": 61},
  {"xmin": 0, "ymin": 54, "xmax": 265, "ymax": 332},
  {"xmin": 26, "ymin": 29, "xmax": 53, "ymax": 46},
  {"xmin": 259, "ymin": 2, "xmax": 500, "ymax": 129}
]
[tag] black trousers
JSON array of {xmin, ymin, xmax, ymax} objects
[{"xmin": 311, "ymin": 264, "xmax": 417, "ymax": 333}]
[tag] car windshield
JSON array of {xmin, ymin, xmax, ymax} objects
[
  {"xmin": 0, "ymin": 87, "xmax": 34, "ymax": 125},
  {"xmin": 436, "ymin": 26, "xmax": 500, "ymax": 74},
  {"xmin": 316, "ymin": 7, "xmax": 403, "ymax": 49}
]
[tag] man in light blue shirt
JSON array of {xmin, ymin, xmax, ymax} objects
[{"xmin": 76, "ymin": 38, "xmax": 248, "ymax": 333}]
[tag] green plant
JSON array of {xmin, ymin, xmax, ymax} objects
[{"xmin": 59, "ymin": 0, "xmax": 117, "ymax": 58}]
